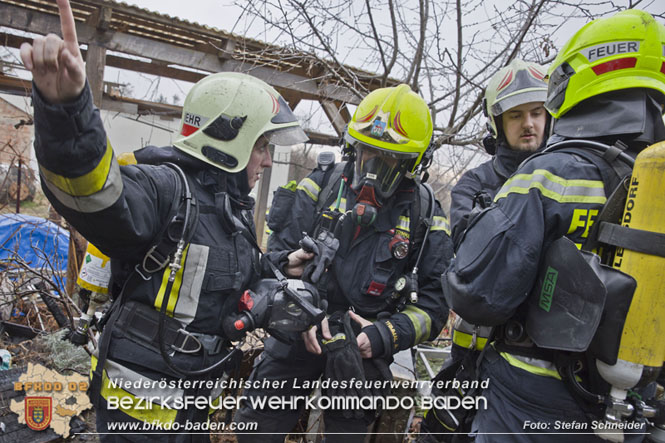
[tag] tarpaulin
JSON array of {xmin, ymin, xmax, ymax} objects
[{"xmin": 0, "ymin": 214, "xmax": 69, "ymax": 290}]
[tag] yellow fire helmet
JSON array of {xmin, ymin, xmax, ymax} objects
[
  {"xmin": 484, "ymin": 59, "xmax": 548, "ymax": 138},
  {"xmin": 173, "ymin": 72, "xmax": 308, "ymax": 172},
  {"xmin": 545, "ymin": 9, "xmax": 665, "ymax": 119},
  {"xmin": 345, "ymin": 84, "xmax": 433, "ymax": 198}
]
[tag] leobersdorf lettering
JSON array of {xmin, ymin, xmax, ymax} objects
[{"xmin": 582, "ymin": 41, "xmax": 640, "ymax": 62}]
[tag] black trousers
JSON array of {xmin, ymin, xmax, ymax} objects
[
  {"xmin": 95, "ymin": 395, "xmax": 211, "ymax": 443},
  {"xmin": 233, "ymin": 337, "xmax": 377, "ymax": 443}
]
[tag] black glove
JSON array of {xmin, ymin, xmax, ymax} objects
[
  {"xmin": 362, "ymin": 357, "xmax": 393, "ymax": 398},
  {"xmin": 321, "ymin": 311, "xmax": 368, "ymax": 419},
  {"xmin": 301, "ymin": 231, "xmax": 339, "ymax": 284}
]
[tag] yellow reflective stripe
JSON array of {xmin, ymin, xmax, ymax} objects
[
  {"xmin": 402, "ymin": 305, "xmax": 431, "ymax": 344},
  {"xmin": 91, "ymin": 356, "xmax": 177, "ymax": 425},
  {"xmin": 41, "ymin": 156, "xmax": 123, "ymax": 213},
  {"xmin": 423, "ymin": 408, "xmax": 457, "ymax": 432},
  {"xmin": 154, "ymin": 244, "xmax": 189, "ymax": 316},
  {"xmin": 494, "ymin": 169, "xmax": 606, "ymax": 204},
  {"xmin": 395, "ymin": 216, "xmax": 451, "ymax": 238},
  {"xmin": 328, "ymin": 198, "xmax": 347, "ymax": 212},
  {"xmin": 431, "ymin": 216, "xmax": 450, "ymax": 235},
  {"xmin": 499, "ymin": 352, "xmax": 561, "ymax": 380},
  {"xmin": 40, "ymin": 139, "xmax": 114, "ymax": 197},
  {"xmin": 452, "ymin": 329, "xmax": 487, "ymax": 350},
  {"xmin": 282, "ymin": 180, "xmax": 298, "ymax": 192},
  {"xmin": 297, "ymin": 178, "xmax": 321, "ymax": 202}
]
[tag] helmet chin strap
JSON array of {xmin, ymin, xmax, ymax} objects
[{"xmin": 353, "ymin": 183, "xmax": 381, "ymax": 226}]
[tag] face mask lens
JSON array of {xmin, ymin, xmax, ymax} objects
[{"xmin": 352, "ymin": 143, "xmax": 417, "ymax": 198}]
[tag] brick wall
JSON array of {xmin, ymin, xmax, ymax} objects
[{"xmin": 0, "ymin": 98, "xmax": 32, "ymax": 166}]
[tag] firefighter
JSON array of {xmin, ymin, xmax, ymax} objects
[
  {"xmin": 450, "ymin": 58, "xmax": 550, "ymax": 248},
  {"xmin": 444, "ymin": 9, "xmax": 665, "ymax": 443},
  {"xmin": 233, "ymin": 84, "xmax": 455, "ymax": 442},
  {"xmin": 20, "ymin": 1, "xmax": 308, "ymax": 441},
  {"xmin": 419, "ymin": 58, "xmax": 551, "ymax": 441}
]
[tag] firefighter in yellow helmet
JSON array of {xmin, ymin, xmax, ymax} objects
[
  {"xmin": 20, "ymin": 1, "xmax": 308, "ymax": 441},
  {"xmin": 444, "ymin": 9, "xmax": 665, "ymax": 442},
  {"xmin": 234, "ymin": 84, "xmax": 454, "ymax": 442}
]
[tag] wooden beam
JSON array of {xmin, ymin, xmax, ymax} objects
[
  {"xmin": 0, "ymin": 32, "xmax": 206, "ymax": 84},
  {"xmin": 306, "ymin": 131, "xmax": 341, "ymax": 146},
  {"xmin": 320, "ymin": 100, "xmax": 350, "ymax": 136},
  {"xmin": 0, "ymin": 2, "xmax": 363, "ymax": 104},
  {"xmin": 86, "ymin": 44, "xmax": 106, "ymax": 107},
  {"xmin": 0, "ymin": 74, "xmax": 32, "ymax": 96},
  {"xmin": 100, "ymin": 98, "xmax": 138, "ymax": 114},
  {"xmin": 254, "ymin": 144, "xmax": 274, "ymax": 250},
  {"xmin": 0, "ymin": 70, "xmax": 341, "ymax": 147}
]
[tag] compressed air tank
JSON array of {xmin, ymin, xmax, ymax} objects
[{"xmin": 597, "ymin": 141, "xmax": 665, "ymax": 394}]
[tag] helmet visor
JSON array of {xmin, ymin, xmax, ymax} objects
[
  {"xmin": 351, "ymin": 141, "xmax": 418, "ymax": 199},
  {"xmin": 545, "ymin": 62, "xmax": 576, "ymax": 116},
  {"xmin": 264, "ymin": 126, "xmax": 309, "ymax": 146},
  {"xmin": 265, "ymin": 95, "xmax": 309, "ymax": 145}
]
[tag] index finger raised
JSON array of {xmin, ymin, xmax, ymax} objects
[{"xmin": 56, "ymin": 0, "xmax": 79, "ymax": 50}]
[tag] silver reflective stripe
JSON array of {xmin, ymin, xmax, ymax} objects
[
  {"xmin": 510, "ymin": 354, "xmax": 558, "ymax": 373},
  {"xmin": 40, "ymin": 157, "xmax": 123, "ymax": 213},
  {"xmin": 297, "ymin": 178, "xmax": 321, "ymax": 202},
  {"xmin": 495, "ymin": 169, "xmax": 606, "ymax": 204},
  {"xmin": 173, "ymin": 244, "xmax": 209, "ymax": 326},
  {"xmin": 103, "ymin": 358, "xmax": 184, "ymax": 408},
  {"xmin": 396, "ymin": 216, "xmax": 410, "ymax": 234},
  {"xmin": 402, "ymin": 305, "xmax": 431, "ymax": 344},
  {"xmin": 432, "ymin": 216, "xmax": 450, "ymax": 234}
]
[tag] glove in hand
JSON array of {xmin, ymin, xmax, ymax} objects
[
  {"xmin": 362, "ymin": 357, "xmax": 393, "ymax": 398},
  {"xmin": 322, "ymin": 311, "xmax": 368, "ymax": 419},
  {"xmin": 301, "ymin": 231, "xmax": 339, "ymax": 284}
]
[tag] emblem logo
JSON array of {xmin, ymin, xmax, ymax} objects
[
  {"xmin": 25, "ymin": 397, "xmax": 52, "ymax": 431},
  {"xmin": 370, "ymin": 119, "xmax": 387, "ymax": 137}
]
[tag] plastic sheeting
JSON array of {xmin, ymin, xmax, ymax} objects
[{"xmin": 0, "ymin": 213, "xmax": 69, "ymax": 278}]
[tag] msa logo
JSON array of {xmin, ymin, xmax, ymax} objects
[
  {"xmin": 539, "ymin": 266, "xmax": 558, "ymax": 312},
  {"xmin": 582, "ymin": 41, "xmax": 639, "ymax": 62}
]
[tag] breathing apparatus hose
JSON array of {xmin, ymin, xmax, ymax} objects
[
  {"xmin": 406, "ymin": 183, "xmax": 436, "ymax": 303},
  {"xmin": 544, "ymin": 139, "xmax": 635, "ymax": 168},
  {"xmin": 156, "ymin": 163, "xmax": 241, "ymax": 377}
]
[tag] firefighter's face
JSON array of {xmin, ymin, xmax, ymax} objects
[
  {"xmin": 501, "ymin": 101, "xmax": 547, "ymax": 152},
  {"xmin": 246, "ymin": 137, "xmax": 272, "ymax": 189}
]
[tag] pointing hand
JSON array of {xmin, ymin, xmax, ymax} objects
[{"xmin": 19, "ymin": 0, "xmax": 86, "ymax": 104}]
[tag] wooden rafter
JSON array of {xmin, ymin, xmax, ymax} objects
[{"xmin": 0, "ymin": 0, "xmax": 397, "ymax": 105}]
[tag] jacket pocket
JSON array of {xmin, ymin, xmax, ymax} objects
[
  {"xmin": 204, "ymin": 248, "xmax": 241, "ymax": 292},
  {"xmin": 455, "ymin": 206, "xmax": 514, "ymax": 273}
]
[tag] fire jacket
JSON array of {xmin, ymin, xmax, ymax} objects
[
  {"xmin": 446, "ymin": 144, "xmax": 619, "ymax": 329},
  {"xmin": 450, "ymin": 142, "xmax": 535, "ymax": 248},
  {"xmin": 268, "ymin": 165, "xmax": 454, "ymax": 358},
  {"xmin": 32, "ymin": 83, "xmax": 287, "ymax": 425}
]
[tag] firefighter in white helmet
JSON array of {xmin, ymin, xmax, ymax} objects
[{"xmin": 20, "ymin": 0, "xmax": 309, "ymax": 440}]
